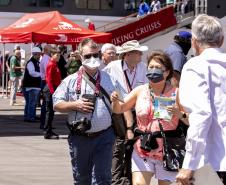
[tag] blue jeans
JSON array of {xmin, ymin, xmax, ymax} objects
[
  {"xmin": 68, "ymin": 127, "xmax": 115, "ymax": 185},
  {"xmin": 24, "ymin": 89, "xmax": 40, "ymax": 120}
]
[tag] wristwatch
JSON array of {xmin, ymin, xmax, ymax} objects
[{"xmin": 181, "ymin": 112, "xmax": 187, "ymax": 119}]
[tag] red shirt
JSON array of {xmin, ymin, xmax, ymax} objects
[
  {"xmin": 88, "ymin": 22, "xmax": 95, "ymax": 31},
  {"xmin": 46, "ymin": 58, "xmax": 62, "ymax": 94}
]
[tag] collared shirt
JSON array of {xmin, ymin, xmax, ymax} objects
[
  {"xmin": 103, "ymin": 60, "xmax": 148, "ymax": 99},
  {"xmin": 26, "ymin": 58, "xmax": 41, "ymax": 91},
  {"xmin": 179, "ymin": 48, "xmax": 226, "ymax": 171},
  {"xmin": 40, "ymin": 54, "xmax": 50, "ymax": 80},
  {"xmin": 27, "ymin": 60, "xmax": 41, "ymax": 78},
  {"xmin": 53, "ymin": 70, "xmax": 118, "ymax": 133},
  {"xmin": 46, "ymin": 59, "xmax": 61, "ymax": 94},
  {"xmin": 165, "ymin": 42, "xmax": 187, "ymax": 73},
  {"xmin": 9, "ymin": 55, "xmax": 22, "ymax": 77}
]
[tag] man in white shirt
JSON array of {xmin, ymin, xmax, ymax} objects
[
  {"xmin": 176, "ymin": 14, "xmax": 226, "ymax": 185},
  {"xmin": 104, "ymin": 40, "xmax": 148, "ymax": 185},
  {"xmin": 99, "ymin": 43, "xmax": 116, "ymax": 70}
]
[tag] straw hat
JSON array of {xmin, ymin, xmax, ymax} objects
[{"xmin": 117, "ymin": 40, "xmax": 148, "ymax": 54}]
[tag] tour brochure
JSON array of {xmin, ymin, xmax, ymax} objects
[
  {"xmin": 170, "ymin": 164, "xmax": 223, "ymax": 185},
  {"xmin": 153, "ymin": 96, "xmax": 175, "ymax": 120}
]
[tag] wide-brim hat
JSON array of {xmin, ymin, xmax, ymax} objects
[{"xmin": 117, "ymin": 40, "xmax": 148, "ymax": 54}]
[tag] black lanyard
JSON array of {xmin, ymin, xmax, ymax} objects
[{"xmin": 121, "ymin": 60, "xmax": 136, "ymax": 92}]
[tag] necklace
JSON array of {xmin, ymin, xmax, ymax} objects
[{"xmin": 149, "ymin": 82, "xmax": 166, "ymax": 103}]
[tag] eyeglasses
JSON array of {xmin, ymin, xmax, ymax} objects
[{"xmin": 83, "ymin": 52, "xmax": 100, "ymax": 59}]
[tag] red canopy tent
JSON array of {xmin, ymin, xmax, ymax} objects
[{"xmin": 0, "ymin": 11, "xmax": 112, "ymax": 44}]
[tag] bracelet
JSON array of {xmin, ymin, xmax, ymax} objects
[{"xmin": 126, "ymin": 126, "xmax": 133, "ymax": 131}]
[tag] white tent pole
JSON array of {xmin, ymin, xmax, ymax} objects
[{"xmin": 1, "ymin": 43, "xmax": 6, "ymax": 98}]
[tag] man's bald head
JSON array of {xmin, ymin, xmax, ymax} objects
[{"xmin": 14, "ymin": 49, "xmax": 21, "ymax": 59}]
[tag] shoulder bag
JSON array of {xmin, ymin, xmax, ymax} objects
[{"xmin": 158, "ymin": 120, "xmax": 186, "ymax": 171}]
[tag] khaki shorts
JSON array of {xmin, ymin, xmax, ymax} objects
[{"xmin": 131, "ymin": 151, "xmax": 177, "ymax": 181}]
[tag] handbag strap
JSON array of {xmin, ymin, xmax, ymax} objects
[{"xmin": 158, "ymin": 119, "xmax": 169, "ymax": 153}]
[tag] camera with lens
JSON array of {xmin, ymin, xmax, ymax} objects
[
  {"xmin": 72, "ymin": 117, "xmax": 91, "ymax": 134},
  {"xmin": 140, "ymin": 133, "xmax": 158, "ymax": 152}
]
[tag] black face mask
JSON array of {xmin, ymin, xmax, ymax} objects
[{"xmin": 146, "ymin": 68, "xmax": 164, "ymax": 83}]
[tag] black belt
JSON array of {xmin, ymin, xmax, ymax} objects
[{"xmin": 68, "ymin": 124, "xmax": 112, "ymax": 138}]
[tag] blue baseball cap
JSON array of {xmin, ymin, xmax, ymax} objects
[{"xmin": 176, "ymin": 31, "xmax": 192, "ymax": 40}]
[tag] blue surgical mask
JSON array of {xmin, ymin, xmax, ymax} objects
[{"xmin": 146, "ymin": 68, "xmax": 164, "ymax": 83}]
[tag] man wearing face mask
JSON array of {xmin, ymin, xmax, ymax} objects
[
  {"xmin": 104, "ymin": 40, "xmax": 148, "ymax": 185},
  {"xmin": 53, "ymin": 38, "xmax": 118, "ymax": 185},
  {"xmin": 164, "ymin": 31, "xmax": 192, "ymax": 87}
]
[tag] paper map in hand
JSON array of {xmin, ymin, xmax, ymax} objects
[{"xmin": 153, "ymin": 96, "xmax": 175, "ymax": 120}]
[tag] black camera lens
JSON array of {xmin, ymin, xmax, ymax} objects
[{"xmin": 73, "ymin": 118, "xmax": 91, "ymax": 134}]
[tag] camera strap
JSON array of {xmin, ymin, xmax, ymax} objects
[
  {"xmin": 82, "ymin": 71, "xmax": 112, "ymax": 117},
  {"xmin": 76, "ymin": 67, "xmax": 101, "ymax": 96}
]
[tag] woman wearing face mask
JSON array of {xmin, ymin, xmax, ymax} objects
[{"xmin": 111, "ymin": 50, "xmax": 188, "ymax": 185}]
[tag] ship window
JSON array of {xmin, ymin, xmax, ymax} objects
[
  {"xmin": 124, "ymin": 0, "xmax": 139, "ymax": 10},
  {"xmin": 75, "ymin": 0, "xmax": 112, "ymax": 9},
  {"xmin": 51, "ymin": 0, "xmax": 64, "ymax": 7},
  {"xmin": 23, "ymin": 0, "xmax": 63, "ymax": 7},
  {"xmin": 39, "ymin": 0, "xmax": 50, "ymax": 7},
  {"xmin": 0, "ymin": 0, "xmax": 11, "ymax": 5},
  {"xmin": 88, "ymin": 0, "xmax": 100, "ymax": 9},
  {"xmin": 75, "ymin": 0, "xmax": 87, "ymax": 9},
  {"xmin": 101, "ymin": 0, "xmax": 113, "ymax": 9}
]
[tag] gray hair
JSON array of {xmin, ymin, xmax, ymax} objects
[
  {"xmin": 192, "ymin": 14, "xmax": 224, "ymax": 48},
  {"xmin": 101, "ymin": 43, "xmax": 116, "ymax": 54}
]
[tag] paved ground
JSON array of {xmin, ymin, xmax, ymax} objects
[
  {"xmin": 0, "ymin": 93, "xmax": 159, "ymax": 185},
  {"xmin": 0, "ymin": 94, "xmax": 73, "ymax": 185}
]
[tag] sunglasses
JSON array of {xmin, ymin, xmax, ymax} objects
[{"xmin": 83, "ymin": 52, "xmax": 100, "ymax": 60}]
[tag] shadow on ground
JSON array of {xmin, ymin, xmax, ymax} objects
[{"xmin": 0, "ymin": 114, "xmax": 69, "ymax": 137}]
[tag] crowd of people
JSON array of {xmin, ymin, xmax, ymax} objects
[
  {"xmin": 0, "ymin": 14, "xmax": 226, "ymax": 185},
  {"xmin": 135, "ymin": 0, "xmax": 193, "ymax": 18}
]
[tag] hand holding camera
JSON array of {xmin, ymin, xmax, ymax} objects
[{"xmin": 75, "ymin": 95, "xmax": 95, "ymax": 113}]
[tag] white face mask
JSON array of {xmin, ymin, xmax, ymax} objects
[{"xmin": 82, "ymin": 56, "xmax": 101, "ymax": 70}]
